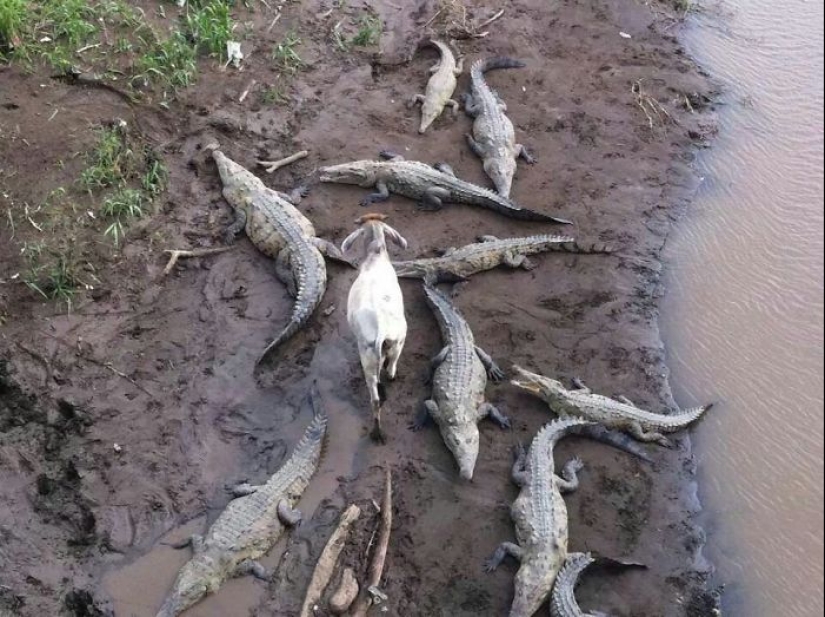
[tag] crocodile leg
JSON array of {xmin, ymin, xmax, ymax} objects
[
  {"xmin": 408, "ymin": 94, "xmax": 425, "ymax": 108},
  {"xmin": 426, "ymin": 346, "xmax": 451, "ymax": 384},
  {"xmin": 360, "ymin": 182, "xmax": 390, "ymax": 208},
  {"xmin": 571, "ymin": 378, "xmax": 592, "ymax": 394},
  {"xmin": 465, "ymin": 133, "xmax": 486, "ymax": 157},
  {"xmin": 474, "ymin": 346, "xmax": 505, "ymax": 381},
  {"xmin": 579, "ymin": 425, "xmax": 654, "ymax": 463},
  {"xmin": 236, "ymin": 559, "xmax": 269, "ymax": 580},
  {"xmin": 446, "ymin": 99, "xmax": 460, "ymax": 117},
  {"xmin": 419, "ymin": 186, "xmax": 451, "ymax": 211},
  {"xmin": 462, "ymin": 93, "xmax": 480, "ymax": 117},
  {"xmin": 433, "ymin": 162, "xmax": 456, "ymax": 176},
  {"xmin": 477, "ymin": 235, "xmax": 500, "ymax": 243},
  {"xmin": 167, "ymin": 534, "xmax": 205, "ymax": 553},
  {"xmin": 312, "ymin": 237, "xmax": 351, "ymax": 265},
  {"xmin": 454, "ymin": 57, "xmax": 465, "ymax": 75},
  {"xmin": 557, "ymin": 457, "xmax": 585, "ymax": 494},
  {"xmin": 278, "ymin": 499, "xmax": 303, "ymax": 526},
  {"xmin": 276, "ymin": 185, "xmax": 310, "ymax": 205},
  {"xmin": 479, "ymin": 402, "xmax": 511, "ymax": 430},
  {"xmin": 502, "ymin": 251, "xmax": 537, "ymax": 271},
  {"xmin": 228, "ymin": 482, "xmax": 261, "ymax": 497},
  {"xmin": 484, "ymin": 542, "xmax": 525, "ymax": 572},
  {"xmin": 511, "ymin": 443, "xmax": 529, "ymax": 486},
  {"xmin": 516, "ymin": 144, "xmax": 537, "ymax": 165},
  {"xmin": 412, "ymin": 399, "xmax": 438, "ymax": 432},
  {"xmin": 618, "ymin": 395, "xmax": 638, "ymax": 407},
  {"xmin": 629, "ymin": 422, "xmax": 672, "ymax": 448},
  {"xmin": 275, "ymin": 250, "xmax": 298, "ymax": 298},
  {"xmin": 224, "ymin": 207, "xmax": 247, "ymax": 243},
  {"xmin": 378, "ymin": 150, "xmax": 404, "ymax": 161}
]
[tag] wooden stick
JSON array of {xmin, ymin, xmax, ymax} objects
[
  {"xmin": 300, "ymin": 504, "xmax": 362, "ymax": 617},
  {"xmin": 350, "ymin": 469, "xmax": 393, "ymax": 617},
  {"xmin": 475, "ymin": 8, "xmax": 505, "ymax": 31},
  {"xmin": 161, "ymin": 246, "xmax": 236, "ymax": 277},
  {"xmin": 239, "ymin": 78, "xmax": 257, "ymax": 103},
  {"xmin": 257, "ymin": 150, "xmax": 309, "ymax": 173}
]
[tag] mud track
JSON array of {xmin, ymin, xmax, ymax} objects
[{"xmin": 0, "ymin": 0, "xmax": 720, "ymax": 615}]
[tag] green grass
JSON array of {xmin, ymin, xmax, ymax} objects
[
  {"xmin": 79, "ymin": 125, "xmax": 167, "ymax": 246},
  {"xmin": 272, "ymin": 32, "xmax": 303, "ymax": 75},
  {"xmin": 80, "ymin": 125, "xmax": 137, "ymax": 191},
  {"xmin": 261, "ymin": 85, "xmax": 288, "ymax": 106},
  {"xmin": 21, "ymin": 243, "xmax": 82, "ymax": 311},
  {"xmin": 183, "ymin": 1, "xmax": 234, "ymax": 58},
  {"xmin": 351, "ymin": 14, "xmax": 381, "ymax": 47},
  {"xmin": 0, "ymin": 0, "xmax": 26, "ymax": 51},
  {"xmin": 134, "ymin": 31, "xmax": 198, "ymax": 90},
  {"xmin": 5, "ymin": 0, "xmax": 236, "ymax": 93}
]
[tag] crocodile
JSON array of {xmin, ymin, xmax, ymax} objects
[
  {"xmin": 319, "ymin": 152, "xmax": 573, "ymax": 224},
  {"xmin": 551, "ymin": 553, "xmax": 644, "ymax": 617},
  {"xmin": 511, "ymin": 365, "xmax": 714, "ymax": 447},
  {"xmin": 464, "ymin": 58, "xmax": 535, "ymax": 198},
  {"xmin": 213, "ymin": 148, "xmax": 344, "ymax": 364},
  {"xmin": 392, "ymin": 234, "xmax": 613, "ymax": 283},
  {"xmin": 409, "ymin": 40, "xmax": 463, "ymax": 133},
  {"xmin": 485, "ymin": 417, "xmax": 599, "ymax": 617},
  {"xmin": 156, "ymin": 387, "xmax": 328, "ymax": 617},
  {"xmin": 413, "ymin": 282, "xmax": 510, "ymax": 480}
]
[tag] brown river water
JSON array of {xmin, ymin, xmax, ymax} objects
[{"xmin": 661, "ymin": 1, "xmax": 825, "ymax": 615}]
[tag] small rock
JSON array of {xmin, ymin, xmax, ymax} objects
[{"xmin": 329, "ymin": 568, "xmax": 359, "ymax": 614}]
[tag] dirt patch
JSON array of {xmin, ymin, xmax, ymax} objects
[{"xmin": 1, "ymin": 0, "xmax": 719, "ymax": 615}]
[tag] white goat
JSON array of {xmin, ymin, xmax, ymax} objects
[{"xmin": 342, "ymin": 214, "xmax": 408, "ymax": 442}]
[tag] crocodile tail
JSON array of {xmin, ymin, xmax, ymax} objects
[
  {"xmin": 550, "ymin": 553, "xmax": 596, "ymax": 617},
  {"xmin": 256, "ymin": 260, "xmax": 327, "ymax": 366},
  {"xmin": 551, "ymin": 553, "xmax": 646, "ymax": 617},
  {"xmin": 255, "ymin": 312, "xmax": 311, "ymax": 365},
  {"xmin": 578, "ymin": 424, "xmax": 653, "ymax": 463},
  {"xmin": 669, "ymin": 402, "xmax": 714, "ymax": 426},
  {"xmin": 533, "ymin": 417, "xmax": 596, "ymax": 452},
  {"xmin": 471, "ymin": 57, "xmax": 526, "ymax": 79},
  {"xmin": 491, "ymin": 203, "xmax": 574, "ymax": 224},
  {"xmin": 551, "ymin": 240, "xmax": 614, "ymax": 254},
  {"xmin": 301, "ymin": 388, "xmax": 329, "ymax": 446}
]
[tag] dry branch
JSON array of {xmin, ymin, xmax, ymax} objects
[
  {"xmin": 300, "ymin": 504, "xmax": 362, "ymax": 617},
  {"xmin": 161, "ymin": 246, "xmax": 236, "ymax": 277},
  {"xmin": 350, "ymin": 469, "xmax": 393, "ymax": 617},
  {"xmin": 258, "ymin": 150, "xmax": 309, "ymax": 174}
]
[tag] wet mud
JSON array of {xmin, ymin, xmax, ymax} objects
[{"xmin": 0, "ymin": 0, "xmax": 721, "ymax": 615}]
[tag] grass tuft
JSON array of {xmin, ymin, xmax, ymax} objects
[
  {"xmin": 21, "ymin": 243, "xmax": 82, "ymax": 312},
  {"xmin": 184, "ymin": 1, "xmax": 234, "ymax": 58},
  {"xmin": 351, "ymin": 14, "xmax": 381, "ymax": 47},
  {"xmin": 0, "ymin": 0, "xmax": 25, "ymax": 52},
  {"xmin": 134, "ymin": 31, "xmax": 198, "ymax": 90},
  {"xmin": 80, "ymin": 125, "xmax": 137, "ymax": 191},
  {"xmin": 272, "ymin": 32, "xmax": 303, "ymax": 75}
]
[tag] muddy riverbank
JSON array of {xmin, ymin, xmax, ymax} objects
[{"xmin": 1, "ymin": 1, "xmax": 720, "ymax": 615}]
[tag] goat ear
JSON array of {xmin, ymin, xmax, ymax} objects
[
  {"xmin": 341, "ymin": 228, "xmax": 363, "ymax": 254},
  {"xmin": 382, "ymin": 224, "xmax": 408, "ymax": 250}
]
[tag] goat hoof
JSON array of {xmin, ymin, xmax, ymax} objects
[{"xmin": 370, "ymin": 426, "xmax": 386, "ymax": 444}]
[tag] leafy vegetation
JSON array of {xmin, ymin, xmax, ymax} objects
[
  {"xmin": 2, "ymin": 0, "xmax": 238, "ymax": 93},
  {"xmin": 351, "ymin": 14, "xmax": 382, "ymax": 47},
  {"xmin": 0, "ymin": 0, "xmax": 25, "ymax": 51},
  {"xmin": 80, "ymin": 125, "xmax": 167, "ymax": 247},
  {"xmin": 272, "ymin": 32, "xmax": 303, "ymax": 75}
]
